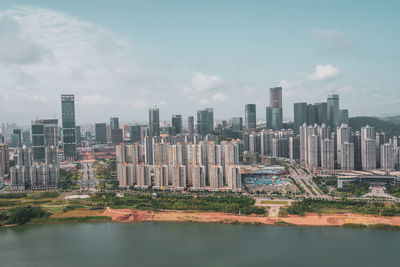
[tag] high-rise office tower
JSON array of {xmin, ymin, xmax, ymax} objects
[
  {"xmin": 269, "ymin": 87, "xmax": 283, "ymax": 131},
  {"xmin": 294, "ymin": 103, "xmax": 308, "ymax": 131},
  {"xmin": 339, "ymin": 109, "xmax": 349, "ymax": 125},
  {"xmin": 245, "ymin": 104, "xmax": 256, "ymax": 130},
  {"xmin": 315, "ymin": 102, "xmax": 328, "ymax": 125},
  {"xmin": 187, "ymin": 116, "xmax": 194, "ymax": 135},
  {"xmin": 130, "ymin": 125, "xmax": 141, "ymax": 143},
  {"xmin": 196, "ymin": 109, "xmax": 213, "ymax": 135},
  {"xmin": 110, "ymin": 117, "xmax": 119, "ymax": 129},
  {"xmin": 22, "ymin": 130, "xmax": 31, "ymax": 146},
  {"xmin": 11, "ymin": 129, "xmax": 22, "ymax": 148},
  {"xmin": 327, "ymin": 94, "xmax": 339, "ymax": 128},
  {"xmin": 205, "ymin": 108, "xmax": 214, "ymax": 133},
  {"xmin": 95, "ymin": 123, "xmax": 107, "ymax": 144},
  {"xmin": 307, "ymin": 104, "xmax": 317, "ymax": 125},
  {"xmin": 171, "ymin": 115, "xmax": 182, "ymax": 136},
  {"xmin": 109, "ymin": 117, "xmax": 122, "ymax": 145},
  {"xmin": 61, "ymin": 94, "xmax": 77, "ymax": 161},
  {"xmin": 231, "ymin": 117, "xmax": 243, "ymax": 138},
  {"xmin": 149, "ymin": 107, "xmax": 160, "ymax": 137},
  {"xmin": 75, "ymin": 126, "xmax": 81, "ymax": 145},
  {"xmin": 266, "ymin": 106, "xmax": 272, "ymax": 129}
]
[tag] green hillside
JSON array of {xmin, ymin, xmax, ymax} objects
[
  {"xmin": 380, "ymin": 115, "xmax": 400, "ymax": 125},
  {"xmin": 349, "ymin": 117, "xmax": 400, "ymax": 137}
]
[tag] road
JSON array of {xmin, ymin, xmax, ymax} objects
[
  {"xmin": 289, "ymin": 166, "xmax": 330, "ymax": 199},
  {"xmin": 80, "ymin": 163, "xmax": 99, "ymax": 192}
]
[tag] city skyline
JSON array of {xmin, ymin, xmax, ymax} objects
[{"xmin": 0, "ymin": 1, "xmax": 399, "ymax": 124}]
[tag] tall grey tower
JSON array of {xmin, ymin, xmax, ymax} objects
[
  {"xmin": 269, "ymin": 87, "xmax": 283, "ymax": 130},
  {"xmin": 327, "ymin": 94, "xmax": 339, "ymax": 128},
  {"xmin": 245, "ymin": 104, "xmax": 256, "ymax": 130},
  {"xmin": 61, "ymin": 94, "xmax": 76, "ymax": 161},
  {"xmin": 149, "ymin": 107, "xmax": 160, "ymax": 137}
]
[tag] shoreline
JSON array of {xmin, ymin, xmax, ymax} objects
[
  {"xmin": 2, "ymin": 208, "xmax": 400, "ymax": 229},
  {"xmin": 102, "ymin": 208, "xmax": 400, "ymax": 228}
]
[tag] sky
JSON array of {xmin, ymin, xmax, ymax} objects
[{"xmin": 0, "ymin": 0, "xmax": 399, "ymax": 125}]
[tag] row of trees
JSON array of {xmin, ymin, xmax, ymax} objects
[
  {"xmin": 287, "ymin": 199, "xmax": 400, "ymax": 216},
  {"xmin": 89, "ymin": 193, "xmax": 266, "ymax": 215}
]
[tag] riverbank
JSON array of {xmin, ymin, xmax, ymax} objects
[{"xmin": 102, "ymin": 207, "xmax": 400, "ymax": 228}]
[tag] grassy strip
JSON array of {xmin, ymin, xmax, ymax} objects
[
  {"xmin": 289, "ymin": 177, "xmax": 305, "ymax": 194},
  {"xmin": 301, "ymin": 179, "xmax": 317, "ymax": 195},
  {"xmin": 274, "ymin": 221, "xmax": 294, "ymax": 226},
  {"xmin": 32, "ymin": 216, "xmax": 112, "ymax": 224},
  {"xmin": 261, "ymin": 200, "xmax": 288, "ymax": 205},
  {"xmin": 343, "ymin": 223, "xmax": 400, "ymax": 230}
]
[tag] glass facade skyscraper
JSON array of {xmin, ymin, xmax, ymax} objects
[
  {"xmin": 245, "ymin": 104, "xmax": 256, "ymax": 130},
  {"xmin": 171, "ymin": 115, "xmax": 182, "ymax": 136},
  {"xmin": 61, "ymin": 94, "xmax": 76, "ymax": 161},
  {"xmin": 269, "ymin": 87, "xmax": 283, "ymax": 131},
  {"xmin": 149, "ymin": 107, "xmax": 160, "ymax": 137},
  {"xmin": 327, "ymin": 94, "xmax": 339, "ymax": 128},
  {"xmin": 95, "ymin": 123, "xmax": 107, "ymax": 144}
]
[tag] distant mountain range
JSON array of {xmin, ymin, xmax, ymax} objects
[{"xmin": 349, "ymin": 116, "xmax": 400, "ymax": 137}]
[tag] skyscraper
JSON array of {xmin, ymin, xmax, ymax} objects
[
  {"xmin": 31, "ymin": 119, "xmax": 58, "ymax": 162},
  {"xmin": 327, "ymin": 94, "xmax": 339, "ymax": 128},
  {"xmin": 339, "ymin": 109, "xmax": 349, "ymax": 125},
  {"xmin": 187, "ymin": 116, "xmax": 194, "ymax": 135},
  {"xmin": 110, "ymin": 117, "xmax": 119, "ymax": 129},
  {"xmin": 361, "ymin": 125, "xmax": 376, "ymax": 170},
  {"xmin": 61, "ymin": 94, "xmax": 76, "ymax": 161},
  {"xmin": 149, "ymin": 107, "xmax": 160, "ymax": 137},
  {"xmin": 269, "ymin": 87, "xmax": 283, "ymax": 131},
  {"xmin": 315, "ymin": 102, "xmax": 328, "ymax": 125},
  {"xmin": 171, "ymin": 115, "xmax": 182, "ymax": 136},
  {"xmin": 294, "ymin": 103, "xmax": 308, "ymax": 131},
  {"xmin": 109, "ymin": 117, "xmax": 122, "ymax": 144},
  {"xmin": 130, "ymin": 125, "xmax": 141, "ymax": 143},
  {"xmin": 245, "ymin": 104, "xmax": 256, "ymax": 130},
  {"xmin": 266, "ymin": 106, "xmax": 272, "ymax": 129},
  {"xmin": 196, "ymin": 108, "xmax": 213, "ymax": 135},
  {"xmin": 0, "ymin": 143, "xmax": 9, "ymax": 178},
  {"xmin": 336, "ymin": 124, "xmax": 352, "ymax": 169},
  {"xmin": 307, "ymin": 104, "xmax": 317, "ymax": 125},
  {"xmin": 95, "ymin": 123, "xmax": 107, "ymax": 144}
]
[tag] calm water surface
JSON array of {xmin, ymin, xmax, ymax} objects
[{"xmin": 0, "ymin": 222, "xmax": 399, "ymax": 267}]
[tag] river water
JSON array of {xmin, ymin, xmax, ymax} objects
[{"xmin": 0, "ymin": 222, "xmax": 399, "ymax": 267}]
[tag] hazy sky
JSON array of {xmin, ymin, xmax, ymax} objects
[{"xmin": 0, "ymin": 0, "xmax": 399, "ymax": 125}]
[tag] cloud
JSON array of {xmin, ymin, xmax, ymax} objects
[
  {"xmin": 308, "ymin": 64, "xmax": 340, "ymax": 81},
  {"xmin": 212, "ymin": 93, "xmax": 228, "ymax": 102},
  {"xmin": 191, "ymin": 72, "xmax": 223, "ymax": 92},
  {"xmin": 312, "ymin": 27, "xmax": 356, "ymax": 52},
  {"xmin": 0, "ymin": 6, "xmax": 170, "ymax": 123},
  {"xmin": 0, "ymin": 17, "xmax": 51, "ymax": 64}
]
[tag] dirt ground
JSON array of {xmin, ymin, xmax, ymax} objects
[{"xmin": 102, "ymin": 208, "xmax": 400, "ymax": 226}]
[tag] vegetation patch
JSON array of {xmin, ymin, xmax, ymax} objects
[
  {"xmin": 287, "ymin": 199, "xmax": 400, "ymax": 216},
  {"xmin": 274, "ymin": 221, "xmax": 294, "ymax": 226},
  {"xmin": 342, "ymin": 223, "xmax": 367, "ymax": 228}
]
